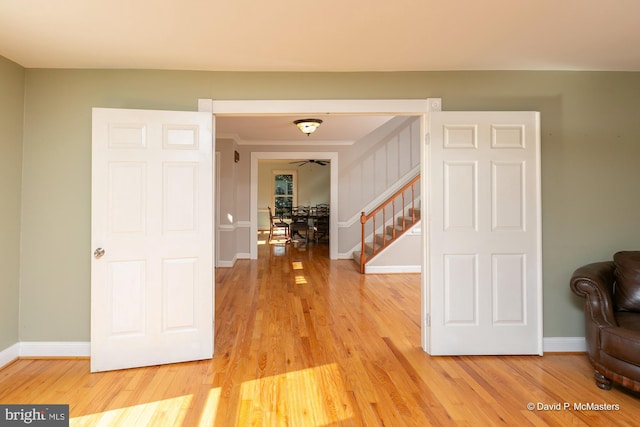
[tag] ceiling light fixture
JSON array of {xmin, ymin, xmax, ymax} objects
[{"xmin": 294, "ymin": 118, "xmax": 323, "ymax": 136}]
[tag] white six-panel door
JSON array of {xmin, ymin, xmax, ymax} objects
[
  {"xmin": 427, "ymin": 111, "xmax": 542, "ymax": 355},
  {"xmin": 91, "ymin": 108, "xmax": 214, "ymax": 372}
]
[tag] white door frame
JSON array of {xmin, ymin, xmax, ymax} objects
[
  {"xmin": 215, "ymin": 152, "xmax": 221, "ymax": 267},
  {"xmin": 199, "ymin": 98, "xmax": 441, "ymax": 351},
  {"xmin": 251, "ymin": 151, "xmax": 339, "ymax": 259}
]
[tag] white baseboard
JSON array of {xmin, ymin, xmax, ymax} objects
[
  {"xmin": 0, "ymin": 343, "xmax": 20, "ymax": 368},
  {"xmin": 0, "ymin": 338, "xmax": 587, "ymax": 371},
  {"xmin": 336, "ymin": 253, "xmax": 422, "ymax": 274},
  {"xmin": 217, "ymin": 254, "xmax": 237, "ymax": 268},
  {"xmin": 0, "ymin": 341, "xmax": 90, "ymax": 370},
  {"xmin": 543, "ymin": 337, "xmax": 586, "ymax": 353},
  {"xmin": 365, "ymin": 265, "xmax": 421, "ymax": 274},
  {"xmin": 19, "ymin": 341, "xmax": 90, "ymax": 358},
  {"xmin": 217, "ymin": 253, "xmax": 251, "ymax": 268}
]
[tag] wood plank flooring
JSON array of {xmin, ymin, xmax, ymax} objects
[{"xmin": 1, "ymin": 236, "xmax": 639, "ymax": 426}]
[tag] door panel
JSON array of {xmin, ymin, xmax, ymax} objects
[
  {"xmin": 109, "ymin": 162, "xmax": 146, "ymax": 234},
  {"xmin": 428, "ymin": 111, "xmax": 541, "ymax": 355},
  {"xmin": 91, "ymin": 108, "xmax": 214, "ymax": 372}
]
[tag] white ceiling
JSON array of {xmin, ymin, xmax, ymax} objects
[
  {"xmin": 1, "ymin": 1, "xmax": 639, "ymax": 72},
  {"xmin": 216, "ymin": 115, "xmax": 395, "ymax": 144},
  {"xmin": 3, "ymin": 1, "xmax": 638, "ymax": 142}
]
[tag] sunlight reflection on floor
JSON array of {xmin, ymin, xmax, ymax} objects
[
  {"xmin": 198, "ymin": 388, "xmax": 221, "ymax": 426},
  {"xmin": 70, "ymin": 364, "xmax": 353, "ymax": 426},
  {"xmin": 236, "ymin": 363, "xmax": 353, "ymax": 426},
  {"xmin": 257, "ymin": 230, "xmax": 289, "ymax": 247},
  {"xmin": 71, "ymin": 395, "xmax": 193, "ymax": 426}
]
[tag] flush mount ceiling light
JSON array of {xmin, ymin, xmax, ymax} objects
[{"xmin": 294, "ymin": 118, "xmax": 323, "ymax": 136}]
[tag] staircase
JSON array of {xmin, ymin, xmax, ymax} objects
[{"xmin": 353, "ymin": 174, "xmax": 421, "ymax": 273}]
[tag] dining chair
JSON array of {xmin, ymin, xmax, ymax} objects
[
  {"xmin": 313, "ymin": 204, "xmax": 329, "ymax": 243},
  {"xmin": 290, "ymin": 205, "xmax": 311, "ymax": 244},
  {"xmin": 268, "ymin": 206, "xmax": 289, "ymax": 242}
]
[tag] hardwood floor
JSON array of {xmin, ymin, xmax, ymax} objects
[{"xmin": 1, "ymin": 236, "xmax": 639, "ymax": 426}]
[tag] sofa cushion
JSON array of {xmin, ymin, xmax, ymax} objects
[
  {"xmin": 616, "ymin": 312, "xmax": 640, "ymax": 332},
  {"xmin": 613, "ymin": 251, "xmax": 640, "ymax": 312},
  {"xmin": 601, "ymin": 325, "xmax": 640, "ymax": 368}
]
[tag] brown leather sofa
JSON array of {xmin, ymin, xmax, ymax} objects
[{"xmin": 570, "ymin": 251, "xmax": 640, "ymax": 391}]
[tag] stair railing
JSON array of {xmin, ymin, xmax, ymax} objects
[{"xmin": 359, "ymin": 174, "xmax": 421, "ymax": 273}]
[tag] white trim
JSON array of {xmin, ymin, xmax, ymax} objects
[
  {"xmin": 217, "ymin": 254, "xmax": 237, "ymax": 268},
  {"xmin": 201, "ymin": 98, "xmax": 437, "ymax": 263},
  {"xmin": 1, "ymin": 341, "xmax": 92, "ymax": 368},
  {"xmin": 208, "ymin": 99, "xmax": 432, "ymax": 115},
  {"xmin": 535, "ymin": 113, "xmax": 544, "ymax": 356},
  {"xmin": 198, "ymin": 98, "xmax": 213, "ymax": 112},
  {"xmin": 365, "ymin": 265, "xmax": 421, "ymax": 274},
  {"xmin": 251, "ymin": 151, "xmax": 339, "ymax": 260},
  {"xmin": 215, "ymin": 152, "xmax": 221, "ymax": 269},
  {"xmin": 421, "ymin": 114, "xmax": 430, "ymax": 352},
  {"xmin": 216, "ymin": 252, "xmax": 250, "ymax": 268},
  {"xmin": 0, "ymin": 336, "xmax": 586, "ymax": 370},
  {"xmin": 0, "ymin": 343, "xmax": 20, "ymax": 368},
  {"xmin": 202, "ymin": 98, "xmax": 439, "ymax": 352},
  {"xmin": 543, "ymin": 337, "xmax": 586, "ymax": 353},
  {"xmin": 218, "ymin": 222, "xmax": 250, "ymax": 231},
  {"xmin": 19, "ymin": 341, "xmax": 91, "ymax": 358}
]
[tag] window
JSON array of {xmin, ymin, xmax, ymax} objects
[{"xmin": 273, "ymin": 170, "xmax": 297, "ymax": 218}]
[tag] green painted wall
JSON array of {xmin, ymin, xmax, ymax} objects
[
  {"xmin": 15, "ymin": 68, "xmax": 640, "ymax": 342},
  {"xmin": 0, "ymin": 56, "xmax": 24, "ymax": 350}
]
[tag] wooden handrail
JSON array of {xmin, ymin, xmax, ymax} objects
[{"xmin": 359, "ymin": 174, "xmax": 421, "ymax": 273}]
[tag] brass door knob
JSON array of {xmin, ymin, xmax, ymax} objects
[{"xmin": 94, "ymin": 248, "xmax": 105, "ymax": 259}]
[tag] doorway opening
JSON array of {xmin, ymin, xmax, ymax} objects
[
  {"xmin": 258, "ymin": 158, "xmax": 332, "ymax": 251},
  {"xmin": 203, "ymin": 98, "xmax": 434, "ymax": 351},
  {"xmin": 251, "ymin": 151, "xmax": 339, "ymax": 259}
]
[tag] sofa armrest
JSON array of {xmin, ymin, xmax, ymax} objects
[{"xmin": 570, "ymin": 261, "xmax": 617, "ymax": 327}]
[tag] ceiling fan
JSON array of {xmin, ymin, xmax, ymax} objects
[{"xmin": 289, "ymin": 159, "xmax": 331, "ymax": 167}]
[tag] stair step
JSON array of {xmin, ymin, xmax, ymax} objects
[
  {"xmin": 356, "ymin": 199, "xmax": 422, "ymax": 269},
  {"xmin": 353, "ymin": 249, "xmax": 374, "ymax": 261},
  {"xmin": 397, "ymin": 216, "xmax": 420, "ymax": 227},
  {"xmin": 386, "ymin": 224, "xmax": 405, "ymax": 236},
  {"xmin": 375, "ymin": 233, "xmax": 394, "ymax": 245},
  {"xmin": 364, "ymin": 242, "xmax": 378, "ymax": 254}
]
